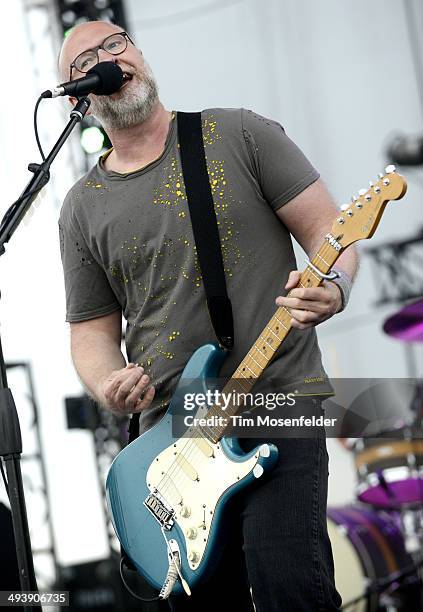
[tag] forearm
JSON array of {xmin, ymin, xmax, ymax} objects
[
  {"xmin": 71, "ymin": 330, "xmax": 126, "ymax": 405},
  {"xmin": 333, "ymin": 244, "xmax": 359, "ymax": 280}
]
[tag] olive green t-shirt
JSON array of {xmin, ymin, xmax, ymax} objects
[{"xmin": 59, "ymin": 108, "xmax": 328, "ymax": 432}]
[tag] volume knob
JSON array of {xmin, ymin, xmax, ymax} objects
[
  {"xmin": 188, "ymin": 551, "xmax": 199, "ymax": 563},
  {"xmin": 180, "ymin": 505, "xmax": 191, "ymax": 518},
  {"xmin": 186, "ymin": 527, "xmax": 198, "ymax": 540}
]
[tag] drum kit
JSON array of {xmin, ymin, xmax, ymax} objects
[{"xmin": 328, "ymin": 299, "xmax": 423, "ymax": 611}]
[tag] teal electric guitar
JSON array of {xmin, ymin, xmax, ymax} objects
[{"xmin": 106, "ymin": 167, "xmax": 407, "ymax": 599}]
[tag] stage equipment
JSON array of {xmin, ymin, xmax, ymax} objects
[
  {"xmin": 80, "ymin": 125, "xmax": 111, "ymax": 155},
  {"xmin": 349, "ymin": 304, "xmax": 423, "ymax": 508},
  {"xmin": 65, "ymin": 394, "xmax": 128, "ymax": 550},
  {"xmin": 387, "ymin": 134, "xmax": 423, "ymax": 166},
  {"xmin": 42, "ymin": 61, "xmax": 123, "ymax": 99},
  {"xmin": 354, "ymin": 431, "xmax": 423, "ymax": 508},
  {"xmin": 4, "ymin": 362, "xmax": 58, "ymax": 587},
  {"xmin": 364, "ymin": 228, "xmax": 423, "ymax": 305},
  {"xmin": 343, "ymin": 307, "xmax": 423, "ymax": 608},
  {"xmin": 383, "ymin": 299, "xmax": 423, "ymax": 342},
  {"xmin": 55, "ymin": 0, "xmax": 128, "ymax": 35},
  {"xmin": 348, "ymin": 379, "xmax": 423, "ymax": 509},
  {"xmin": 0, "ymin": 502, "xmax": 21, "ymax": 591},
  {"xmin": 0, "ymin": 94, "xmax": 91, "ymax": 609},
  {"xmin": 63, "ymin": 397, "xmax": 170, "ymax": 610},
  {"xmin": 55, "ymin": 554, "xmax": 168, "ymax": 612},
  {"xmin": 328, "ymin": 505, "xmax": 422, "ymax": 611}
]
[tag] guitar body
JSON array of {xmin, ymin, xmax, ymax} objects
[{"xmin": 106, "ymin": 343, "xmax": 279, "ymax": 594}]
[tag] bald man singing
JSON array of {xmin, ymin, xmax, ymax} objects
[{"xmin": 58, "ymin": 20, "xmax": 354, "ymax": 611}]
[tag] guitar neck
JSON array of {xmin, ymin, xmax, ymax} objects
[
  {"xmin": 206, "ymin": 236, "xmax": 340, "ymax": 441},
  {"xmin": 200, "ymin": 167, "xmax": 408, "ymax": 442}
]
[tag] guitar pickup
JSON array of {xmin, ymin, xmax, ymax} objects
[{"xmin": 144, "ymin": 490, "xmax": 175, "ymax": 530}]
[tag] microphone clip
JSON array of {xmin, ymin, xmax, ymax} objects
[{"xmin": 70, "ymin": 97, "xmax": 91, "ymax": 121}]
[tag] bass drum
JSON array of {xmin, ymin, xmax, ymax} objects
[{"xmin": 328, "ymin": 505, "xmax": 416, "ymax": 611}]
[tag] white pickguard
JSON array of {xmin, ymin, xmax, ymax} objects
[{"xmin": 146, "ymin": 437, "xmax": 269, "ymax": 570}]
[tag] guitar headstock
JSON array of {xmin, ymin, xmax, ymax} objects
[{"xmin": 331, "ymin": 165, "xmax": 407, "ymax": 249}]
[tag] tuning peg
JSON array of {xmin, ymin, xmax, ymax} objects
[
  {"xmin": 358, "ymin": 188, "xmax": 367, "ymax": 196},
  {"xmin": 385, "ymin": 164, "xmax": 396, "ymax": 174},
  {"xmin": 351, "ymin": 195, "xmax": 358, "ymax": 202},
  {"xmin": 378, "ymin": 172, "xmax": 384, "ymax": 179},
  {"xmin": 369, "ymin": 181, "xmax": 374, "ymax": 187},
  {"xmin": 340, "ymin": 204, "xmax": 349, "ymax": 211}
]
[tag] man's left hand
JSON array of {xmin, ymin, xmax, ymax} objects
[{"xmin": 275, "ymin": 270, "xmax": 342, "ymax": 330}]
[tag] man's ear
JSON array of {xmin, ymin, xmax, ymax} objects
[{"xmin": 68, "ymin": 95, "xmax": 92, "ymax": 116}]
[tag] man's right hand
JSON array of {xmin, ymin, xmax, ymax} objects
[{"xmin": 100, "ymin": 363, "xmax": 155, "ymax": 415}]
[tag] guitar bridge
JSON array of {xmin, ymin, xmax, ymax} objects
[{"xmin": 144, "ymin": 490, "xmax": 175, "ymax": 530}]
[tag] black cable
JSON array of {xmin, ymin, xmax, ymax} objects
[
  {"xmin": 0, "ymin": 94, "xmax": 50, "ymax": 237},
  {"xmin": 119, "ymin": 557, "xmax": 161, "ymax": 603},
  {"xmin": 0, "ymin": 457, "xmax": 9, "ymax": 498},
  {"xmin": 34, "ymin": 95, "xmax": 46, "ymax": 161}
]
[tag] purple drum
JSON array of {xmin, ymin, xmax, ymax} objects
[
  {"xmin": 328, "ymin": 505, "xmax": 415, "ymax": 611},
  {"xmin": 353, "ymin": 433, "xmax": 423, "ymax": 508}
]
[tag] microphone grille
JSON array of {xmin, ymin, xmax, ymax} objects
[{"xmin": 87, "ymin": 62, "xmax": 124, "ymax": 95}]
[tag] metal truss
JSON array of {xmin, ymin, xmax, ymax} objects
[
  {"xmin": 65, "ymin": 394, "xmax": 128, "ymax": 552},
  {"xmin": 5, "ymin": 362, "xmax": 58, "ymax": 589},
  {"xmin": 364, "ymin": 228, "xmax": 423, "ymax": 305}
]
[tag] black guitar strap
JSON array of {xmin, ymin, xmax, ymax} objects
[
  {"xmin": 177, "ymin": 111, "xmax": 234, "ymax": 351},
  {"xmin": 123, "ymin": 112, "xmax": 235, "ymax": 571}
]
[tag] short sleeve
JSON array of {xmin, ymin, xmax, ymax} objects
[
  {"xmin": 59, "ymin": 195, "xmax": 120, "ymax": 323},
  {"xmin": 241, "ymin": 109, "xmax": 319, "ymax": 211}
]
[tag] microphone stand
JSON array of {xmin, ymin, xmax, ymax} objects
[{"xmin": 0, "ymin": 97, "xmax": 91, "ymax": 611}]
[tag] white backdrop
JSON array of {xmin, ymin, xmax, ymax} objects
[{"xmin": 1, "ymin": 0, "xmax": 422, "ymax": 569}]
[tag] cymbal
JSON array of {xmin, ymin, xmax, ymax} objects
[{"xmin": 383, "ymin": 298, "xmax": 423, "ymax": 341}]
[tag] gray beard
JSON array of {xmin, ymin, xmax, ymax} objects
[{"xmin": 89, "ymin": 63, "xmax": 159, "ymax": 130}]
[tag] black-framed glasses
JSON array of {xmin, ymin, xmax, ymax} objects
[{"xmin": 69, "ymin": 31, "xmax": 135, "ymax": 80}]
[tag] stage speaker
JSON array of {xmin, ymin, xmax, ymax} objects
[
  {"xmin": 0, "ymin": 502, "xmax": 20, "ymax": 591},
  {"xmin": 56, "ymin": 554, "xmax": 169, "ymax": 611}
]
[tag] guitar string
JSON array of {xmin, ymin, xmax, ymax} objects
[
  {"xmin": 155, "ymin": 239, "xmax": 339, "ymax": 503},
  {"xmin": 155, "ymin": 239, "xmax": 338, "ymax": 502},
  {"xmin": 151, "ymin": 186, "xmax": 399, "ymax": 501},
  {"xmin": 155, "ymin": 239, "xmax": 338, "ymax": 504}
]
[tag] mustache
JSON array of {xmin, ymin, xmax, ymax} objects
[{"xmin": 88, "ymin": 69, "xmax": 159, "ymax": 130}]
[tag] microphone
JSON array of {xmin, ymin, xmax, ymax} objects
[{"xmin": 41, "ymin": 62, "xmax": 124, "ymax": 99}]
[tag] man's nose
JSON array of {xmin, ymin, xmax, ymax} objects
[{"xmin": 98, "ymin": 48, "xmax": 117, "ymax": 63}]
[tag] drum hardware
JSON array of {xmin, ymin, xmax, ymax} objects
[
  {"xmin": 352, "ymin": 307, "xmax": 423, "ymax": 510},
  {"xmin": 339, "ymin": 556, "xmax": 423, "ymax": 611},
  {"xmin": 334, "ymin": 306, "xmax": 423, "ymax": 610},
  {"xmin": 354, "ymin": 436, "xmax": 423, "ymax": 509},
  {"xmin": 328, "ymin": 505, "xmax": 421, "ymax": 612},
  {"xmin": 383, "ymin": 299, "xmax": 423, "ymax": 343},
  {"xmin": 399, "ymin": 507, "xmax": 423, "ymax": 555}
]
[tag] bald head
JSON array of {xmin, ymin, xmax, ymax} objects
[{"xmin": 58, "ymin": 21, "xmax": 128, "ymax": 81}]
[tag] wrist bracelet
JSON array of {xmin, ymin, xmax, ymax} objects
[{"xmin": 330, "ymin": 267, "xmax": 352, "ymax": 312}]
